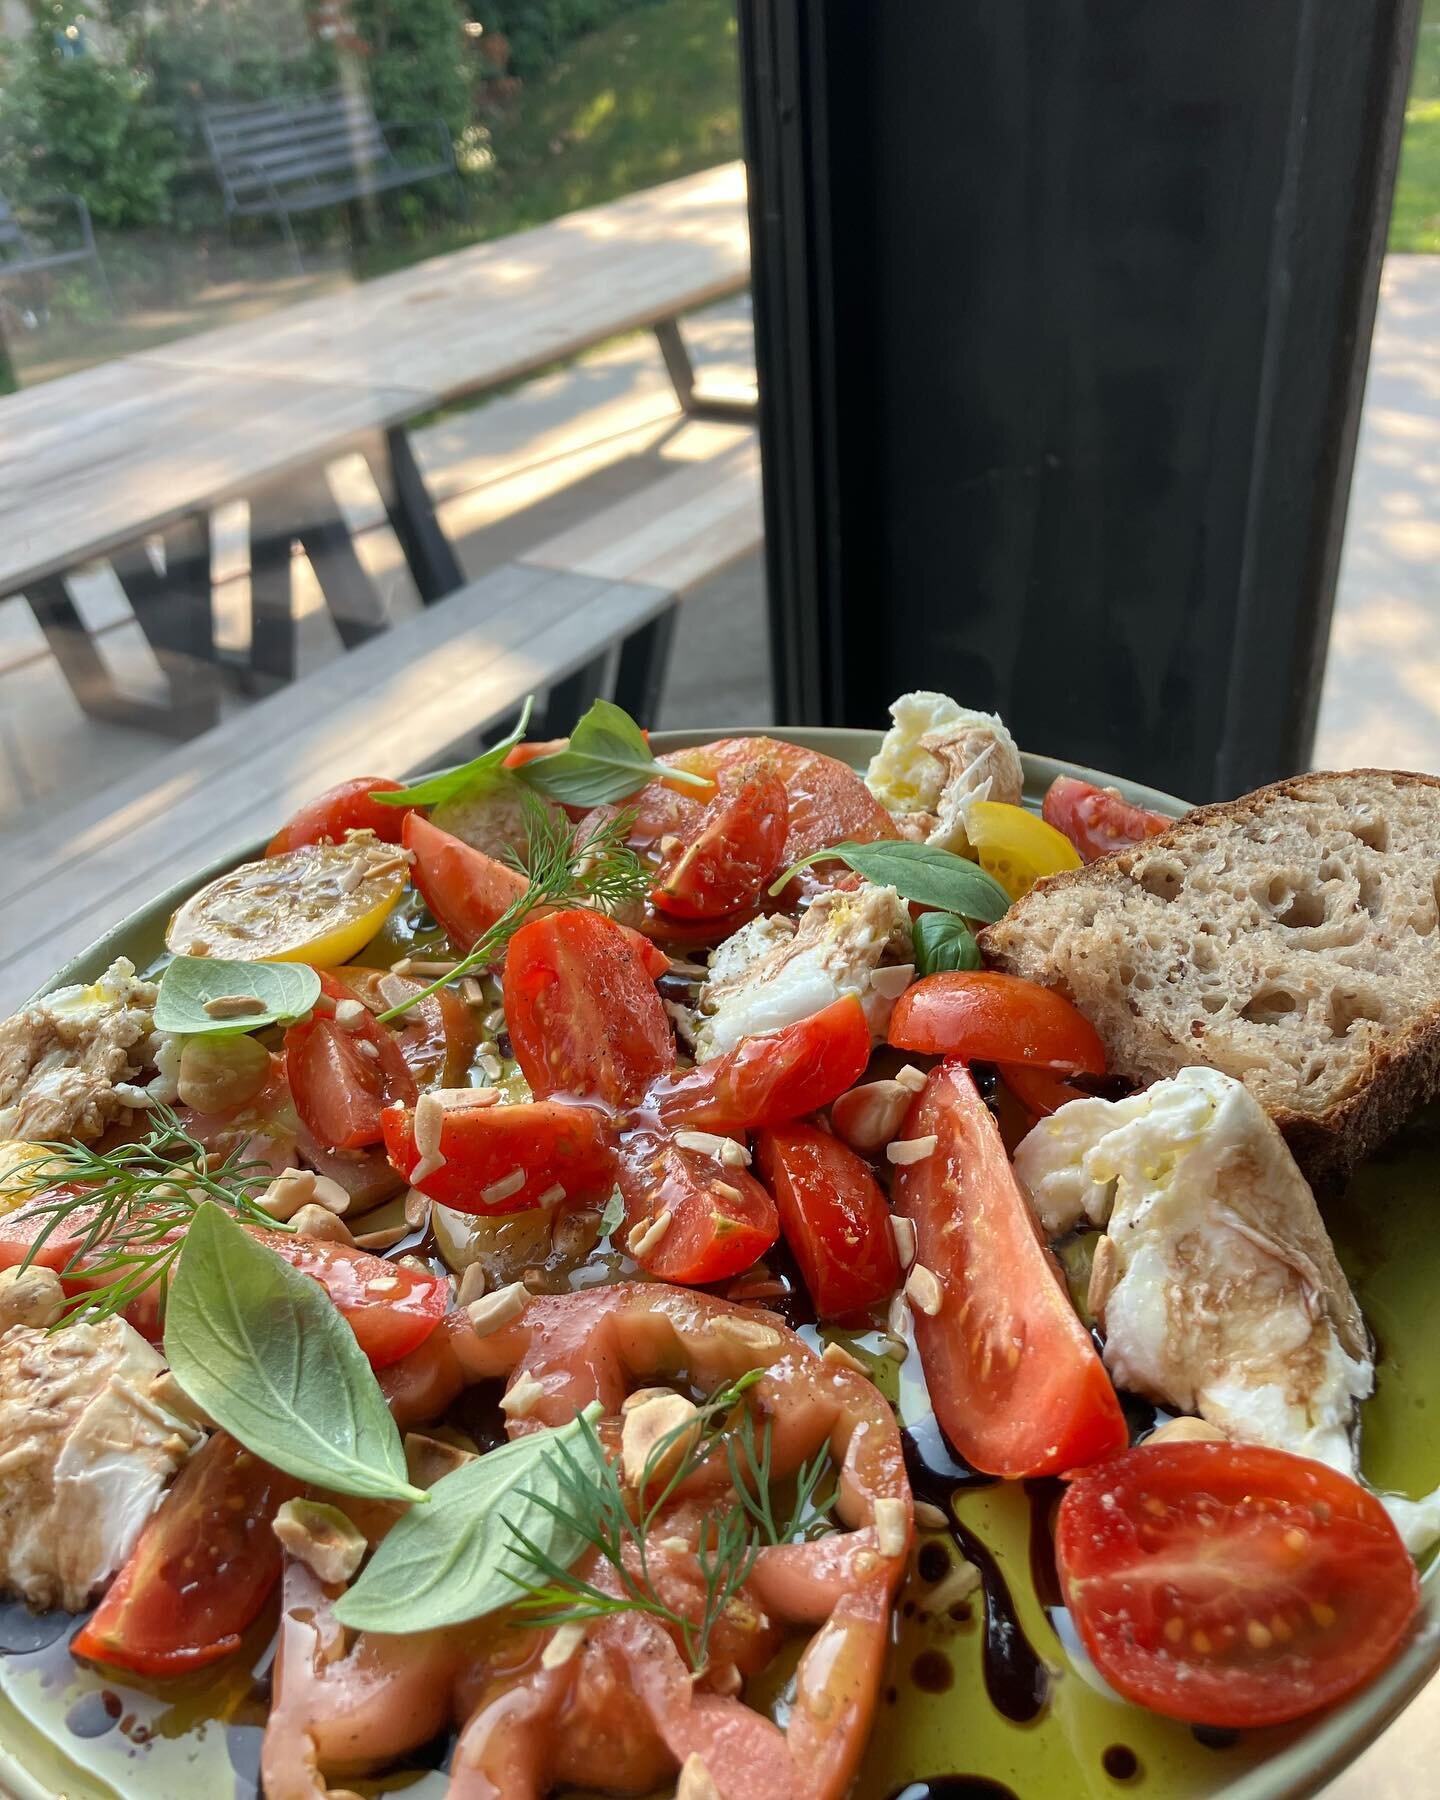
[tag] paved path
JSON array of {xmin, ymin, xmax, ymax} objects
[{"xmin": 1314, "ymin": 254, "xmax": 1440, "ymax": 770}]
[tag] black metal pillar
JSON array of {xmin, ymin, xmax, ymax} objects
[{"xmin": 738, "ymin": 1, "xmax": 1420, "ymax": 801}]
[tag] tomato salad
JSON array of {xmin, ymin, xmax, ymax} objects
[{"xmin": 0, "ymin": 690, "xmax": 1427, "ymax": 1800}]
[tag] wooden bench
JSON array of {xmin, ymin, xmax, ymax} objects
[
  {"xmin": 203, "ymin": 91, "xmax": 460, "ymax": 274},
  {"xmin": 0, "ymin": 437, "xmax": 762, "ymax": 1009}
]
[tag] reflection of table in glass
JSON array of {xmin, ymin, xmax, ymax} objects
[{"xmin": 0, "ymin": 162, "xmax": 752, "ymax": 735}]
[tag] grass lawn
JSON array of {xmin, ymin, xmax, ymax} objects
[
  {"xmin": 351, "ymin": 0, "xmax": 742, "ymax": 281},
  {"xmin": 1391, "ymin": 2, "xmax": 1440, "ymax": 252}
]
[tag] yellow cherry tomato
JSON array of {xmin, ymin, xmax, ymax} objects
[
  {"xmin": 964, "ymin": 800, "xmax": 1082, "ymax": 901},
  {"xmin": 166, "ymin": 837, "xmax": 408, "ymax": 966}
]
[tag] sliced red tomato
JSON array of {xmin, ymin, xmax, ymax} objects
[
  {"xmin": 1057, "ymin": 1442, "xmax": 1421, "ymax": 1727},
  {"xmin": 0, "ymin": 1206, "xmax": 443, "ymax": 1364},
  {"xmin": 265, "ymin": 777, "xmax": 411, "ymax": 856},
  {"xmin": 382, "ymin": 1097, "xmax": 616, "ymax": 1214},
  {"xmin": 504, "ymin": 909, "xmax": 673, "ymax": 1108},
  {"xmin": 404, "ymin": 812, "xmax": 528, "ymax": 951},
  {"xmin": 888, "ymin": 971, "xmax": 1106, "ymax": 1074},
  {"xmin": 257, "ymin": 1229, "xmax": 447, "ymax": 1365},
  {"xmin": 754, "ymin": 1123, "xmax": 900, "ymax": 1318},
  {"xmin": 615, "ymin": 1123, "xmax": 778, "ymax": 1284},
  {"xmin": 646, "ymin": 997, "xmax": 872, "ymax": 1135},
  {"xmin": 616, "ymin": 922, "xmax": 671, "ymax": 982},
  {"xmin": 891, "ymin": 1061, "xmax": 1126, "ymax": 1478},
  {"xmin": 503, "ymin": 737, "xmax": 569, "ymax": 768},
  {"xmin": 73, "ymin": 1433, "xmax": 296, "ymax": 1676},
  {"xmin": 630, "ymin": 737, "xmax": 895, "ymax": 869},
  {"xmin": 1042, "ymin": 775, "xmax": 1172, "ymax": 863},
  {"xmin": 332, "ymin": 967, "xmax": 478, "ymax": 1090},
  {"xmin": 285, "ymin": 981, "xmax": 417, "ymax": 1151},
  {"xmin": 651, "ymin": 761, "xmax": 788, "ymax": 921},
  {"xmin": 1000, "ymin": 1064, "xmax": 1091, "ymax": 1119}
]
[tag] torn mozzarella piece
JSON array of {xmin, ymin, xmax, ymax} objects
[
  {"xmin": 864, "ymin": 691, "xmax": 1024, "ymax": 851},
  {"xmin": 1015, "ymin": 1067, "xmax": 1372, "ymax": 1474},
  {"xmin": 0, "ymin": 1318, "xmax": 202, "ymax": 1611},
  {"xmin": 692, "ymin": 884, "xmax": 913, "ymax": 1062},
  {"xmin": 0, "ymin": 959, "xmax": 159, "ymax": 1143}
]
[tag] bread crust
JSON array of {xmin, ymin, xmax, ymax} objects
[{"xmin": 979, "ymin": 768, "xmax": 1440, "ymax": 1189}]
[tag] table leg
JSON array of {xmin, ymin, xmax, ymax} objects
[
  {"xmin": 612, "ymin": 604, "xmax": 678, "ymax": 726},
  {"xmin": 109, "ymin": 516, "xmax": 219, "ymax": 735},
  {"xmin": 25, "ymin": 564, "xmax": 217, "ymax": 739},
  {"xmin": 535, "ymin": 656, "xmax": 610, "ymax": 738},
  {"xmin": 248, "ymin": 466, "xmax": 388, "ymax": 685},
  {"xmin": 653, "ymin": 318, "xmax": 758, "ymax": 425},
  {"xmin": 365, "ymin": 426, "xmax": 465, "ymax": 603}
]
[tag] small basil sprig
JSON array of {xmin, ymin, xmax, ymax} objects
[
  {"xmin": 153, "ymin": 955, "xmax": 320, "ymax": 1037},
  {"xmin": 164, "ymin": 1205, "xmax": 426, "ymax": 1504},
  {"xmin": 334, "ymin": 1406, "xmax": 605, "ymax": 1633},
  {"xmin": 370, "ymin": 696, "xmax": 534, "ymax": 810},
  {"xmin": 913, "ymin": 910, "xmax": 982, "ymax": 974},
  {"xmin": 770, "ymin": 839, "xmax": 1012, "ymax": 921},
  {"xmin": 599, "ymin": 1188, "xmax": 625, "ymax": 1239},
  {"xmin": 512, "ymin": 699, "xmax": 711, "ymax": 807}
]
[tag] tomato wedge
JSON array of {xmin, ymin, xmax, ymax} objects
[
  {"xmin": 888, "ymin": 971, "xmax": 1106, "ymax": 1074},
  {"xmin": 285, "ymin": 980, "xmax": 417, "ymax": 1151},
  {"xmin": 890, "ymin": 1061, "xmax": 1126, "ymax": 1477},
  {"xmin": 1042, "ymin": 775, "xmax": 1172, "ymax": 863},
  {"xmin": 651, "ymin": 761, "xmax": 788, "ymax": 921},
  {"xmin": 1056, "ymin": 1443, "xmax": 1421, "ymax": 1727},
  {"xmin": 266, "ymin": 777, "xmax": 411, "ymax": 855},
  {"xmin": 72, "ymin": 1434, "xmax": 296, "ymax": 1676},
  {"xmin": 382, "ymin": 1097, "xmax": 616, "ymax": 1214},
  {"xmin": 404, "ymin": 812, "xmax": 528, "ymax": 951},
  {"xmin": 332, "ymin": 967, "xmax": 478, "ymax": 1090},
  {"xmin": 615, "ymin": 1123, "xmax": 778, "ymax": 1284},
  {"xmin": 646, "ymin": 997, "xmax": 872, "ymax": 1135},
  {"xmin": 0, "ymin": 1205, "xmax": 443, "ymax": 1364},
  {"xmin": 504, "ymin": 909, "xmax": 673, "ymax": 1108},
  {"xmin": 754, "ymin": 1123, "xmax": 900, "ymax": 1317},
  {"xmin": 255, "ymin": 1229, "xmax": 447, "ymax": 1365},
  {"xmin": 1000, "ymin": 1064, "xmax": 1091, "ymax": 1119}
]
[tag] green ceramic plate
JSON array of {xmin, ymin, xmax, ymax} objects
[{"xmin": 2, "ymin": 728, "xmax": 1436, "ymax": 1800}]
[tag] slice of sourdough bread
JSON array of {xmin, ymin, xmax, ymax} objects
[{"xmin": 978, "ymin": 769, "xmax": 1440, "ymax": 1188}]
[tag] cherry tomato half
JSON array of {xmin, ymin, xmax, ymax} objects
[
  {"xmin": 403, "ymin": 812, "xmax": 528, "ymax": 952},
  {"xmin": 1042, "ymin": 775, "xmax": 1173, "ymax": 863},
  {"xmin": 73, "ymin": 1434, "xmax": 297, "ymax": 1676},
  {"xmin": 504, "ymin": 909, "xmax": 674, "ymax": 1109},
  {"xmin": 285, "ymin": 977, "xmax": 417, "ymax": 1150},
  {"xmin": 647, "ymin": 997, "xmax": 872, "ymax": 1135},
  {"xmin": 615, "ymin": 1122, "xmax": 778, "ymax": 1284},
  {"xmin": 888, "ymin": 971, "xmax": 1106, "ymax": 1074},
  {"xmin": 754, "ymin": 1122, "xmax": 900, "ymax": 1318},
  {"xmin": 1056, "ymin": 1442, "xmax": 1421, "ymax": 1727},
  {"xmin": 651, "ymin": 761, "xmax": 789, "ymax": 921},
  {"xmin": 265, "ymin": 778, "xmax": 411, "ymax": 856},
  {"xmin": 890, "ymin": 1061, "xmax": 1126, "ymax": 1478},
  {"xmin": 382, "ymin": 1097, "xmax": 617, "ymax": 1215}
]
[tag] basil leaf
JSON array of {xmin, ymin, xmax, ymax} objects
[
  {"xmin": 164, "ymin": 1205, "xmax": 424, "ymax": 1504},
  {"xmin": 371, "ymin": 696, "xmax": 534, "ymax": 808},
  {"xmin": 153, "ymin": 955, "xmax": 320, "ymax": 1037},
  {"xmin": 913, "ymin": 910, "xmax": 982, "ymax": 974},
  {"xmin": 514, "ymin": 698, "xmax": 710, "ymax": 806},
  {"xmin": 599, "ymin": 1187, "xmax": 625, "ymax": 1239},
  {"xmin": 772, "ymin": 840, "xmax": 1012, "ymax": 922},
  {"xmin": 333, "ymin": 1407, "xmax": 604, "ymax": 1633}
]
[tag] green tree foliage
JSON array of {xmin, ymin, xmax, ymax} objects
[
  {"xmin": 471, "ymin": 0, "xmax": 664, "ymax": 81},
  {"xmin": 0, "ymin": 6, "xmax": 178, "ymax": 228},
  {"xmin": 348, "ymin": 0, "xmax": 474, "ymax": 141}
]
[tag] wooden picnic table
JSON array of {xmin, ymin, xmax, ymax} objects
[{"xmin": 0, "ymin": 161, "xmax": 751, "ymax": 731}]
